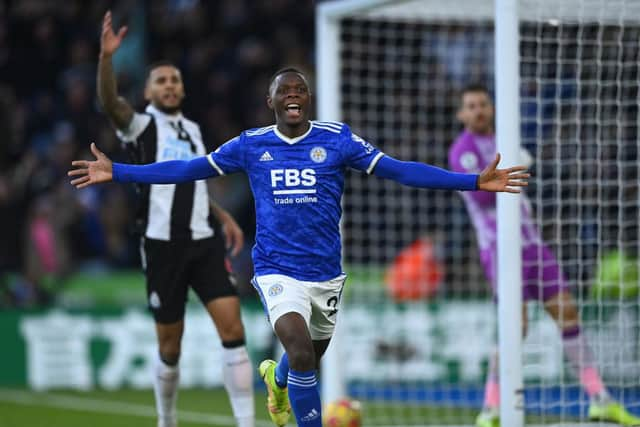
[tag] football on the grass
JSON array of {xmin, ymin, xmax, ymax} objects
[{"xmin": 323, "ymin": 398, "xmax": 362, "ymax": 427}]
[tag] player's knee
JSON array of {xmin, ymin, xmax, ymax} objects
[
  {"xmin": 545, "ymin": 292, "xmax": 580, "ymax": 328},
  {"xmin": 521, "ymin": 306, "xmax": 529, "ymax": 337},
  {"xmin": 217, "ymin": 320, "xmax": 245, "ymax": 343},
  {"xmin": 159, "ymin": 347, "xmax": 181, "ymax": 365},
  {"xmin": 521, "ymin": 317, "xmax": 529, "ymax": 337},
  {"xmin": 158, "ymin": 337, "xmax": 182, "ymax": 364},
  {"xmin": 559, "ymin": 304, "xmax": 580, "ymax": 327}
]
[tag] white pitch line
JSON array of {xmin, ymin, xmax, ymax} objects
[{"xmin": 0, "ymin": 388, "xmax": 273, "ymax": 427}]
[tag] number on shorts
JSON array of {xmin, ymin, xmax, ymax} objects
[{"xmin": 327, "ymin": 296, "xmax": 338, "ymax": 317}]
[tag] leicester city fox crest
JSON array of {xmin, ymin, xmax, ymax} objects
[
  {"xmin": 268, "ymin": 283, "xmax": 284, "ymax": 296},
  {"xmin": 310, "ymin": 146, "xmax": 327, "ymax": 163}
]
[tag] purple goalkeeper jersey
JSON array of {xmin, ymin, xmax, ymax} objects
[
  {"xmin": 448, "ymin": 130, "xmax": 567, "ymax": 301},
  {"xmin": 448, "ymin": 130, "xmax": 542, "ymax": 251}
]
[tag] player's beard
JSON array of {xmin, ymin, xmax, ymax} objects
[
  {"xmin": 156, "ymin": 103, "xmax": 182, "ymax": 115},
  {"xmin": 472, "ymin": 117, "xmax": 493, "ymax": 135}
]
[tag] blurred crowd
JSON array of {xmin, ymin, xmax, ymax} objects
[
  {"xmin": 2, "ymin": 0, "xmax": 637, "ymax": 308},
  {"xmin": 0, "ymin": 0, "xmax": 315, "ymax": 307}
]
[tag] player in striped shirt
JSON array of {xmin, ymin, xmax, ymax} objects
[
  {"xmin": 97, "ymin": 12, "xmax": 254, "ymax": 427},
  {"xmin": 70, "ymin": 68, "xmax": 528, "ymax": 427}
]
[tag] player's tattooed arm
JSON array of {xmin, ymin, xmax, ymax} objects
[{"xmin": 97, "ymin": 10, "xmax": 134, "ymax": 130}]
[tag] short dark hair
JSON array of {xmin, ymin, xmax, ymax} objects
[
  {"xmin": 146, "ymin": 60, "xmax": 180, "ymax": 79},
  {"xmin": 460, "ymin": 83, "xmax": 490, "ymax": 97},
  {"xmin": 458, "ymin": 83, "xmax": 491, "ymax": 108},
  {"xmin": 268, "ymin": 67, "xmax": 309, "ymax": 95}
]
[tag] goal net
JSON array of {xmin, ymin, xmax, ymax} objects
[{"xmin": 317, "ymin": 0, "xmax": 640, "ymax": 425}]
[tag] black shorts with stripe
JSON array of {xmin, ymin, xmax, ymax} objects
[{"xmin": 141, "ymin": 235, "xmax": 237, "ymax": 323}]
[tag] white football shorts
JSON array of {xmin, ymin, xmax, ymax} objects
[{"xmin": 252, "ymin": 273, "xmax": 347, "ymax": 340}]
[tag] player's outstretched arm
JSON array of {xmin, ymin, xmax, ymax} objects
[
  {"xmin": 476, "ymin": 153, "xmax": 529, "ymax": 193},
  {"xmin": 68, "ymin": 143, "xmax": 114, "ymax": 188},
  {"xmin": 97, "ymin": 10, "xmax": 134, "ymax": 130},
  {"xmin": 372, "ymin": 153, "xmax": 528, "ymax": 192},
  {"xmin": 68, "ymin": 143, "xmax": 219, "ymax": 189}
]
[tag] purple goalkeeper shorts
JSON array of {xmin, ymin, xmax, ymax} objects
[{"xmin": 480, "ymin": 244, "xmax": 568, "ymax": 301}]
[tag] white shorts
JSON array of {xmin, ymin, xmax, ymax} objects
[{"xmin": 252, "ymin": 273, "xmax": 347, "ymax": 340}]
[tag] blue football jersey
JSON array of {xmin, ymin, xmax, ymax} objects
[{"xmin": 207, "ymin": 121, "xmax": 384, "ymax": 281}]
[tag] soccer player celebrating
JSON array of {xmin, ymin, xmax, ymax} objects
[
  {"xmin": 97, "ymin": 11, "xmax": 254, "ymax": 427},
  {"xmin": 70, "ymin": 68, "xmax": 528, "ymax": 427},
  {"xmin": 449, "ymin": 83, "xmax": 640, "ymax": 427}
]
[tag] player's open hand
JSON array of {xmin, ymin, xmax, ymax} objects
[
  {"xmin": 477, "ymin": 153, "xmax": 529, "ymax": 193},
  {"xmin": 68, "ymin": 143, "xmax": 113, "ymax": 189},
  {"xmin": 100, "ymin": 10, "xmax": 128, "ymax": 56}
]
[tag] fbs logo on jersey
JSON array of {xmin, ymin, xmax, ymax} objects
[
  {"xmin": 260, "ymin": 151, "xmax": 274, "ymax": 161},
  {"xmin": 270, "ymin": 169, "xmax": 316, "ymax": 188}
]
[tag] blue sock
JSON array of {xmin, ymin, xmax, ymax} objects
[
  {"xmin": 288, "ymin": 369, "xmax": 322, "ymax": 427},
  {"xmin": 275, "ymin": 353, "xmax": 289, "ymax": 388}
]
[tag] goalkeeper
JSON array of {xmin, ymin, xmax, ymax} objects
[{"xmin": 449, "ymin": 83, "xmax": 640, "ymax": 427}]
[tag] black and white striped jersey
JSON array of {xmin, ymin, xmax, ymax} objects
[{"xmin": 116, "ymin": 104, "xmax": 215, "ymax": 241}]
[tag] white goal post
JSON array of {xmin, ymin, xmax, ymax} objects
[
  {"xmin": 316, "ymin": 1, "xmax": 640, "ymax": 426},
  {"xmin": 316, "ymin": 2, "xmax": 524, "ymax": 424}
]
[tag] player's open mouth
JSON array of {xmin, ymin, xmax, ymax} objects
[{"xmin": 285, "ymin": 103, "xmax": 301, "ymax": 119}]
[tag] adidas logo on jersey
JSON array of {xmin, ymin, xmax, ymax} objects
[
  {"xmin": 301, "ymin": 408, "xmax": 320, "ymax": 422},
  {"xmin": 259, "ymin": 151, "xmax": 274, "ymax": 161}
]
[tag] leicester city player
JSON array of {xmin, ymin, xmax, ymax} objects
[
  {"xmin": 69, "ymin": 69, "xmax": 528, "ymax": 427},
  {"xmin": 449, "ymin": 83, "xmax": 640, "ymax": 427}
]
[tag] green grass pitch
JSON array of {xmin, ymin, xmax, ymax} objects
[
  {"xmin": 0, "ymin": 387, "xmax": 483, "ymax": 427},
  {"xmin": 0, "ymin": 387, "xmax": 596, "ymax": 426}
]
